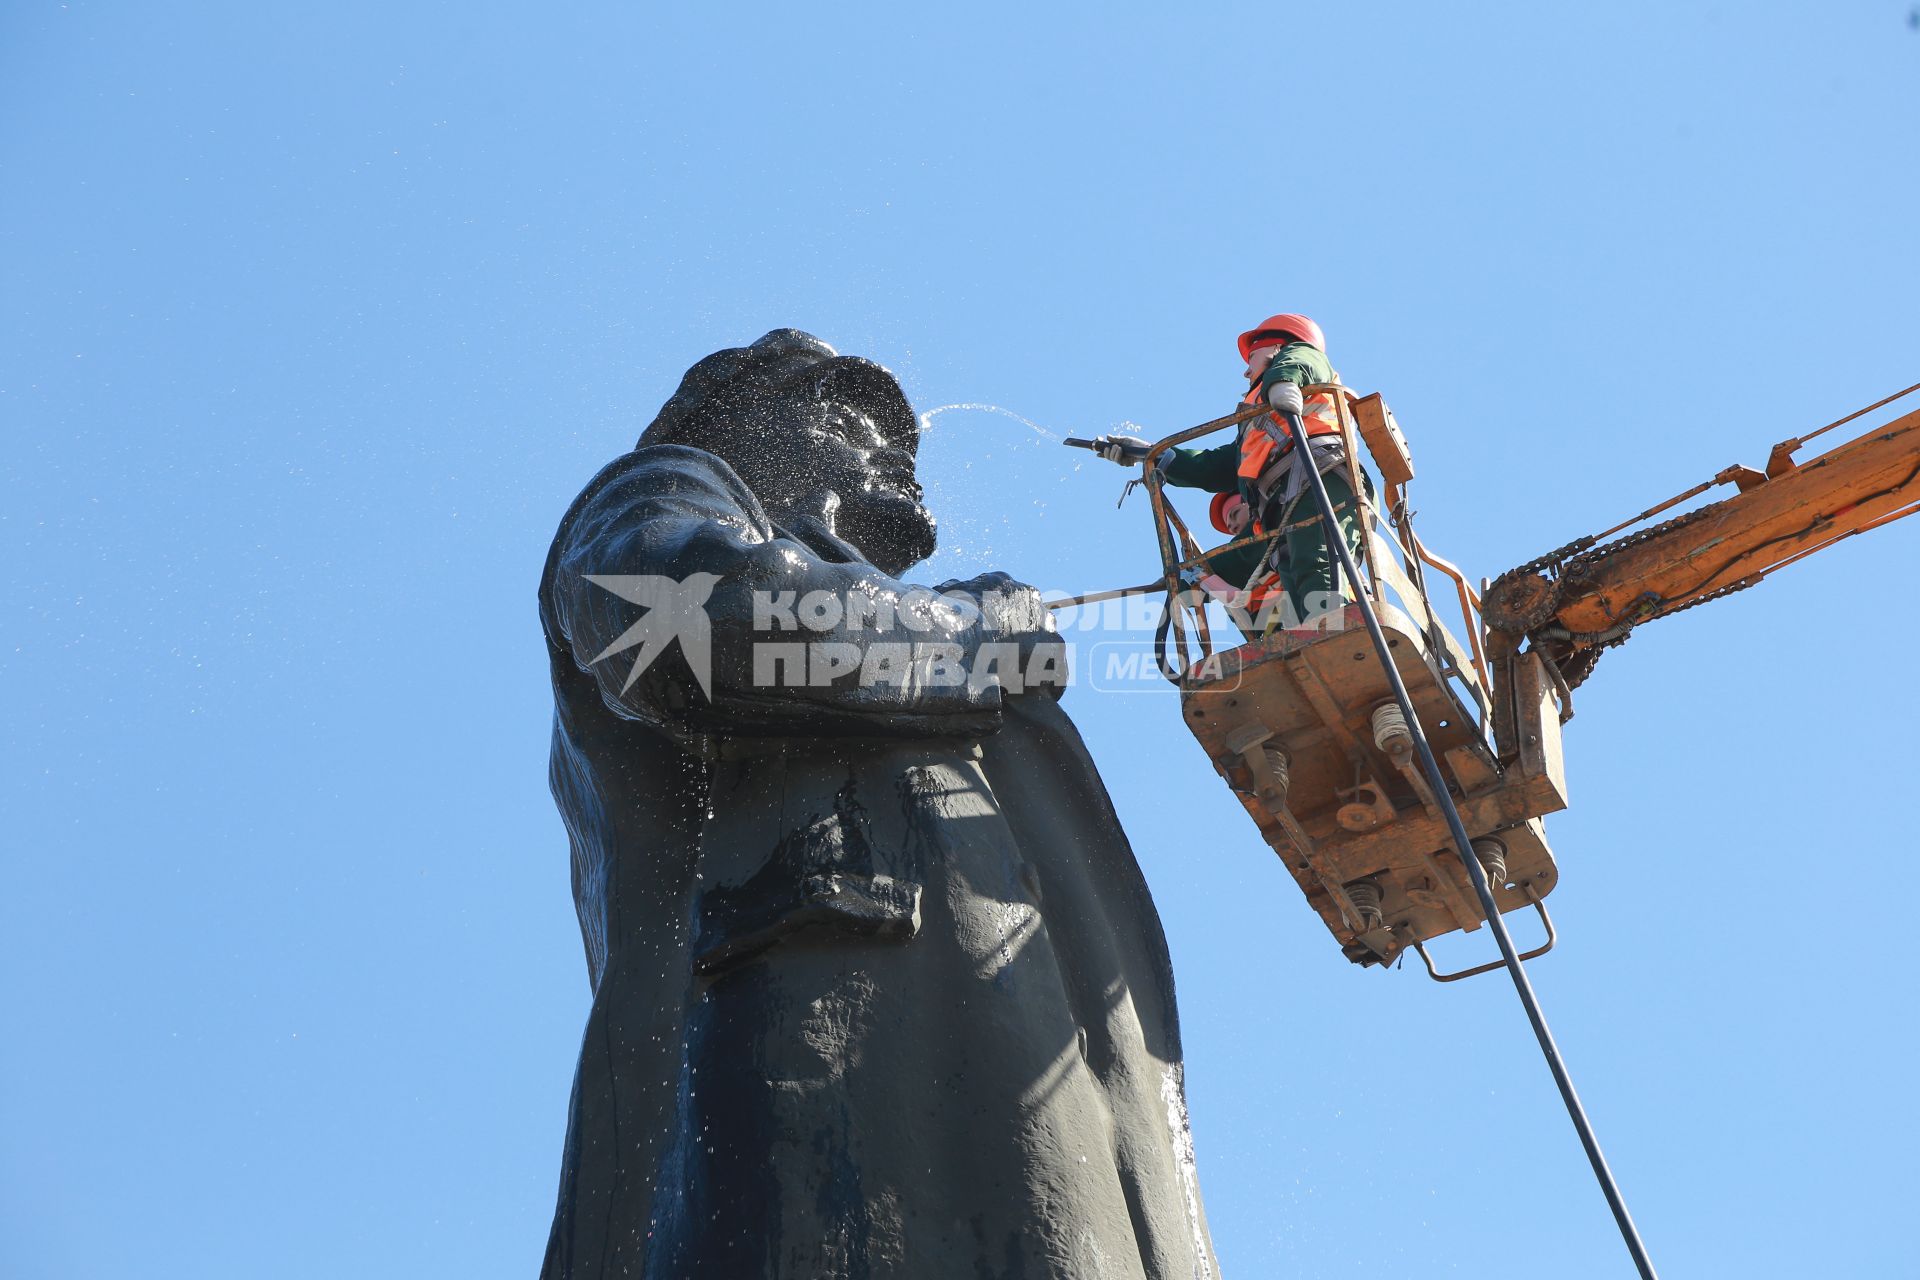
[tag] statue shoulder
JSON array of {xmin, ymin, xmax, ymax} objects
[
  {"xmin": 538, "ymin": 444, "xmax": 772, "ymax": 643},
  {"xmin": 573, "ymin": 444, "xmax": 757, "ymax": 517}
]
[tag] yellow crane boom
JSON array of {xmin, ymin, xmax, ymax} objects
[{"xmin": 1481, "ymin": 387, "xmax": 1920, "ymax": 687}]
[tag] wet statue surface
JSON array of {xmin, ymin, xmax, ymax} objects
[{"xmin": 537, "ymin": 330, "xmax": 1222, "ymax": 1278}]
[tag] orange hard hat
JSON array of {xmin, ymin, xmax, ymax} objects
[
  {"xmin": 1238, "ymin": 313, "xmax": 1325, "ymax": 361},
  {"xmin": 1209, "ymin": 491, "xmax": 1250, "ymax": 535}
]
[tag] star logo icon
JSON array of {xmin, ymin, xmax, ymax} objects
[{"xmin": 583, "ymin": 573, "xmax": 722, "ymax": 700}]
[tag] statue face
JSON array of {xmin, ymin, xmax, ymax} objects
[{"xmin": 734, "ymin": 356, "xmax": 937, "ymax": 576}]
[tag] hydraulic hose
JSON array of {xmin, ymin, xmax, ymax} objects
[{"xmin": 1277, "ymin": 409, "xmax": 1661, "ymax": 1280}]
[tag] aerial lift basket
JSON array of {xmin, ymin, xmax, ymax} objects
[{"xmin": 1099, "ymin": 388, "xmax": 1571, "ymax": 975}]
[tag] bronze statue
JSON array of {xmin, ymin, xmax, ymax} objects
[{"xmin": 537, "ymin": 329, "xmax": 1222, "ymax": 1278}]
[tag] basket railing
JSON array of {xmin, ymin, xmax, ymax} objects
[{"xmin": 1138, "ymin": 387, "xmax": 1494, "ymax": 732}]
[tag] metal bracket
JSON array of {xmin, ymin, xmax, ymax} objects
[{"xmin": 1410, "ymin": 885, "xmax": 1556, "ymax": 983}]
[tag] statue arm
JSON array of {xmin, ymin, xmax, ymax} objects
[{"xmin": 541, "ymin": 445, "xmax": 1035, "ymax": 741}]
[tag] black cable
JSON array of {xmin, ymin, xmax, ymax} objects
[{"xmin": 1278, "ymin": 408, "xmax": 1661, "ymax": 1280}]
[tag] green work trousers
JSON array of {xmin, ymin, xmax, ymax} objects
[
  {"xmin": 1202, "ymin": 469, "xmax": 1365, "ymax": 628},
  {"xmin": 1276, "ymin": 469, "xmax": 1365, "ymax": 624}
]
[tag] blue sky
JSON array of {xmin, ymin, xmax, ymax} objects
[{"xmin": 4, "ymin": 3, "xmax": 1916, "ymax": 1276}]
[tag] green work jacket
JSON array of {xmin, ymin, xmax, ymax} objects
[{"xmin": 1159, "ymin": 340, "xmax": 1337, "ymax": 498}]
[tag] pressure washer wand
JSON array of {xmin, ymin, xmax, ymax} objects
[
  {"xmin": 1062, "ymin": 436, "xmax": 1154, "ymax": 465},
  {"xmin": 1063, "ymin": 436, "xmax": 1154, "ymax": 509}
]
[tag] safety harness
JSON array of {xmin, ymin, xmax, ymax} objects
[
  {"xmin": 1212, "ymin": 379, "xmax": 1350, "ymax": 603},
  {"xmin": 1234, "ymin": 381, "xmax": 1344, "ymax": 503}
]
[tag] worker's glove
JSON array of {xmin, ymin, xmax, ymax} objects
[
  {"xmin": 1093, "ymin": 434, "xmax": 1152, "ymax": 466},
  {"xmin": 1265, "ymin": 381, "xmax": 1305, "ymax": 417}
]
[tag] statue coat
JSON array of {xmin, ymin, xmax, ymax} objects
[{"xmin": 538, "ymin": 444, "xmax": 1221, "ymax": 1279}]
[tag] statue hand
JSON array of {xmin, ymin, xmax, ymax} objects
[{"xmin": 934, "ymin": 573, "xmax": 1068, "ymax": 699}]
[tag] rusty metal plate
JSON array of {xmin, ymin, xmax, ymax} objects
[{"xmin": 1180, "ymin": 600, "xmax": 1561, "ymax": 966}]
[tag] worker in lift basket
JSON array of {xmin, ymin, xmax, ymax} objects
[{"xmin": 1095, "ymin": 313, "xmax": 1369, "ymax": 629}]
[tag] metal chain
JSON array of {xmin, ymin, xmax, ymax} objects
[
  {"xmin": 1558, "ymin": 504, "xmax": 1717, "ymax": 580},
  {"xmin": 1650, "ymin": 573, "xmax": 1767, "ymax": 621},
  {"xmin": 1489, "ymin": 503, "xmax": 1724, "ymax": 635},
  {"xmin": 1490, "ymin": 532, "xmax": 1601, "ymax": 588},
  {"xmin": 1555, "ymin": 568, "xmax": 1767, "ymax": 691},
  {"xmin": 1558, "ymin": 644, "xmax": 1607, "ymax": 692}
]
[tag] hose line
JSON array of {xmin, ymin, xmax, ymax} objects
[{"xmin": 1277, "ymin": 409, "xmax": 1660, "ymax": 1280}]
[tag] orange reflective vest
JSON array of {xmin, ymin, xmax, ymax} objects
[{"xmin": 1234, "ymin": 382, "xmax": 1343, "ymax": 487}]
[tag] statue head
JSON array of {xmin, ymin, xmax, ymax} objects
[{"xmin": 638, "ymin": 329, "xmax": 936, "ymax": 576}]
